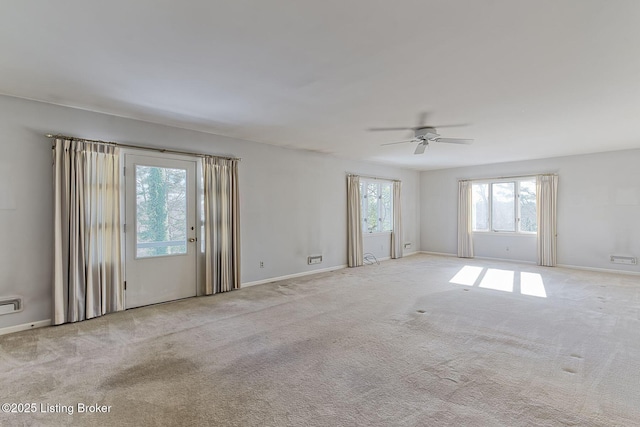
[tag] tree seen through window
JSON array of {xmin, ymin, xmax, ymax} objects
[
  {"xmin": 360, "ymin": 179, "xmax": 393, "ymax": 233},
  {"xmin": 136, "ymin": 165, "xmax": 187, "ymax": 257}
]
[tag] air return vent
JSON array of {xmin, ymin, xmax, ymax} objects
[
  {"xmin": 308, "ymin": 255, "xmax": 323, "ymax": 265},
  {"xmin": 610, "ymin": 255, "xmax": 637, "ymax": 265},
  {"xmin": 0, "ymin": 297, "xmax": 23, "ymax": 315}
]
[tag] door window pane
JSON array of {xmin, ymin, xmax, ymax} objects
[
  {"xmin": 366, "ymin": 183, "xmax": 379, "ymax": 233},
  {"xmin": 360, "ymin": 179, "xmax": 395, "ymax": 234},
  {"xmin": 136, "ymin": 165, "xmax": 187, "ymax": 258},
  {"xmin": 380, "ymin": 182, "xmax": 393, "ymax": 232},
  {"xmin": 492, "ymin": 182, "xmax": 515, "ymax": 231},
  {"xmin": 360, "ymin": 181, "xmax": 366, "ymax": 233}
]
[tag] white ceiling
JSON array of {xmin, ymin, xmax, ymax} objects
[{"xmin": 1, "ymin": 1, "xmax": 639, "ymax": 170}]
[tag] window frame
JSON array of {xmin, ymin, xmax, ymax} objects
[
  {"xmin": 360, "ymin": 178, "xmax": 394, "ymax": 235},
  {"xmin": 472, "ymin": 176, "xmax": 537, "ymax": 235}
]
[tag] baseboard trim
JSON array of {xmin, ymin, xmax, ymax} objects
[
  {"xmin": 557, "ymin": 264, "xmax": 640, "ymax": 276},
  {"xmin": 403, "ymin": 251, "xmax": 419, "ymax": 257},
  {"xmin": 0, "ymin": 319, "xmax": 51, "ymax": 336},
  {"xmin": 242, "ymin": 264, "xmax": 349, "ymax": 288},
  {"xmin": 364, "ymin": 252, "xmax": 419, "ymax": 262},
  {"xmin": 473, "ymin": 256, "xmax": 537, "ymax": 265},
  {"xmin": 420, "ymin": 251, "xmax": 538, "ymax": 264},
  {"xmin": 419, "ymin": 251, "xmax": 457, "ymax": 257},
  {"xmin": 420, "ymin": 252, "xmax": 640, "ymax": 276},
  {"xmin": 366, "ymin": 255, "xmax": 390, "ymax": 262}
]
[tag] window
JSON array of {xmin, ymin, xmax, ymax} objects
[
  {"xmin": 472, "ymin": 178, "xmax": 537, "ymax": 233},
  {"xmin": 360, "ymin": 179, "xmax": 393, "ymax": 233},
  {"xmin": 492, "ymin": 182, "xmax": 515, "ymax": 231}
]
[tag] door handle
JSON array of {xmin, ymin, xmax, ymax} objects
[{"xmin": 188, "ymin": 238, "xmax": 196, "ymax": 242}]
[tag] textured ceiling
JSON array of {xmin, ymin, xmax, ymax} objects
[{"xmin": 1, "ymin": 0, "xmax": 639, "ymax": 170}]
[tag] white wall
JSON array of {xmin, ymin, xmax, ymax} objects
[
  {"xmin": 420, "ymin": 149, "xmax": 640, "ymax": 273},
  {"xmin": 0, "ymin": 95, "xmax": 420, "ymax": 330},
  {"xmin": 363, "ymin": 233, "xmax": 392, "ymax": 259}
]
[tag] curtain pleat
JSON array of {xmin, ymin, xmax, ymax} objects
[
  {"xmin": 203, "ymin": 157, "xmax": 240, "ymax": 294},
  {"xmin": 53, "ymin": 139, "xmax": 123, "ymax": 325},
  {"xmin": 537, "ymin": 174, "xmax": 558, "ymax": 266},
  {"xmin": 391, "ymin": 181, "xmax": 403, "ymax": 259},
  {"xmin": 347, "ymin": 175, "xmax": 363, "ymax": 267},
  {"xmin": 457, "ymin": 180, "xmax": 474, "ymax": 258}
]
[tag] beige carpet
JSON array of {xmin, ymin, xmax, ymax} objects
[{"xmin": 1, "ymin": 254, "xmax": 640, "ymax": 426}]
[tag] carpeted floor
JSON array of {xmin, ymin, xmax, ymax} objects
[{"xmin": 1, "ymin": 254, "xmax": 640, "ymax": 426}]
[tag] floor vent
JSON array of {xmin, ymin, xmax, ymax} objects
[{"xmin": 0, "ymin": 297, "xmax": 23, "ymax": 315}]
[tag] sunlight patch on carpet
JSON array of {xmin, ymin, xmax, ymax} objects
[
  {"xmin": 449, "ymin": 266, "xmax": 547, "ymax": 298},
  {"xmin": 521, "ymin": 272, "xmax": 547, "ymax": 298},
  {"xmin": 479, "ymin": 268, "xmax": 514, "ymax": 292},
  {"xmin": 449, "ymin": 266, "xmax": 483, "ymax": 286}
]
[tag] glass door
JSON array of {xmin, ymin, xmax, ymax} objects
[{"xmin": 124, "ymin": 154, "xmax": 197, "ymax": 308}]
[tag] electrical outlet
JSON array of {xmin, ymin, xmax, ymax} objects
[{"xmin": 259, "ymin": 261, "xmax": 264, "ymax": 268}]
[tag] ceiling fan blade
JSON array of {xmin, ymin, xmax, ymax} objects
[
  {"xmin": 429, "ymin": 123, "xmax": 470, "ymax": 128},
  {"xmin": 369, "ymin": 127, "xmax": 415, "ymax": 132},
  {"xmin": 370, "ymin": 124, "xmax": 466, "ymax": 132},
  {"xmin": 435, "ymin": 138, "xmax": 474, "ymax": 144},
  {"xmin": 381, "ymin": 139, "xmax": 417, "ymax": 146},
  {"xmin": 414, "ymin": 143, "xmax": 427, "ymax": 154}
]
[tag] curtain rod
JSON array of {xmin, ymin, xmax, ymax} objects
[
  {"xmin": 46, "ymin": 134, "xmax": 241, "ymax": 161},
  {"xmin": 347, "ymin": 173, "xmax": 400, "ymax": 183},
  {"xmin": 458, "ymin": 173, "xmax": 556, "ymax": 182}
]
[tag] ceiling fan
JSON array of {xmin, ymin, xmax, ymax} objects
[{"xmin": 370, "ymin": 113, "xmax": 473, "ymax": 155}]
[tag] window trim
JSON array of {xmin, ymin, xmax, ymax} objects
[{"xmin": 472, "ymin": 176, "xmax": 537, "ymax": 235}]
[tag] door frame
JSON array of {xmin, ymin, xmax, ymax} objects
[{"xmin": 121, "ymin": 148, "xmax": 205, "ymax": 308}]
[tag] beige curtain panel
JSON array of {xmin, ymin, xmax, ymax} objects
[
  {"xmin": 457, "ymin": 180, "xmax": 474, "ymax": 258},
  {"xmin": 53, "ymin": 139, "xmax": 123, "ymax": 325},
  {"xmin": 202, "ymin": 157, "xmax": 240, "ymax": 294},
  {"xmin": 536, "ymin": 174, "xmax": 558, "ymax": 266},
  {"xmin": 347, "ymin": 175, "xmax": 363, "ymax": 267},
  {"xmin": 391, "ymin": 180, "xmax": 403, "ymax": 259}
]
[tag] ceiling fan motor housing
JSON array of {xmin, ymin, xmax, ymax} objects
[{"xmin": 414, "ymin": 127, "xmax": 439, "ymax": 140}]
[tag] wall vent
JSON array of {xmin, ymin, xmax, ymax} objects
[
  {"xmin": 610, "ymin": 255, "xmax": 637, "ymax": 265},
  {"xmin": 308, "ymin": 255, "xmax": 323, "ymax": 265},
  {"xmin": 0, "ymin": 297, "xmax": 23, "ymax": 315}
]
